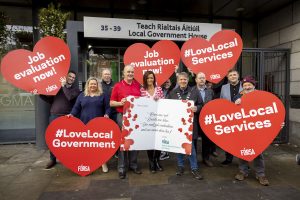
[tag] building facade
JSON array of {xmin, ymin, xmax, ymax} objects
[{"xmin": 0, "ymin": 0, "xmax": 298, "ymax": 146}]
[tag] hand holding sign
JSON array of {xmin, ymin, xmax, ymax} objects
[
  {"xmin": 181, "ymin": 30, "xmax": 243, "ymax": 84},
  {"xmin": 1, "ymin": 36, "xmax": 71, "ymax": 95},
  {"xmin": 124, "ymin": 40, "xmax": 180, "ymax": 86},
  {"xmin": 199, "ymin": 90, "xmax": 285, "ymax": 161},
  {"xmin": 46, "ymin": 116, "xmax": 121, "ymax": 176}
]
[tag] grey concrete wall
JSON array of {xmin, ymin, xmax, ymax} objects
[{"xmin": 258, "ymin": 1, "xmax": 300, "ymax": 144}]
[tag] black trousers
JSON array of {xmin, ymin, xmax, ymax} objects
[
  {"xmin": 147, "ymin": 150, "xmax": 161, "ymax": 162},
  {"xmin": 200, "ymin": 131, "xmax": 215, "ymax": 160}
]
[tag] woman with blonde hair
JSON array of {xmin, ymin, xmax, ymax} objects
[{"xmin": 69, "ymin": 77, "xmax": 110, "ymax": 172}]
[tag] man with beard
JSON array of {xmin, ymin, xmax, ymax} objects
[{"xmin": 41, "ymin": 71, "xmax": 80, "ymax": 169}]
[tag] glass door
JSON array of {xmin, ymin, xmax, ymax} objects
[{"xmin": 86, "ymin": 47, "xmax": 126, "ymax": 82}]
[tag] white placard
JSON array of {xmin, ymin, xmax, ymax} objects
[
  {"xmin": 84, "ymin": 16, "xmax": 222, "ymax": 41},
  {"xmin": 121, "ymin": 96, "xmax": 194, "ymax": 154}
]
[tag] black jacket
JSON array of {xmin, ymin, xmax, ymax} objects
[
  {"xmin": 194, "ymin": 86, "xmax": 215, "ymax": 137},
  {"xmin": 40, "ymin": 84, "xmax": 80, "ymax": 115},
  {"xmin": 168, "ymin": 86, "xmax": 203, "ymax": 139},
  {"xmin": 101, "ymin": 80, "xmax": 117, "ymax": 117}
]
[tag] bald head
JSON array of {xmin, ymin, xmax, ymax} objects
[
  {"xmin": 195, "ymin": 72, "xmax": 206, "ymax": 87},
  {"xmin": 123, "ymin": 64, "xmax": 135, "ymax": 82}
]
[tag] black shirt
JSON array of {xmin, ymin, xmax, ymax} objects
[
  {"xmin": 230, "ymin": 81, "xmax": 240, "ymax": 102},
  {"xmin": 101, "ymin": 80, "xmax": 117, "ymax": 116},
  {"xmin": 101, "ymin": 80, "xmax": 115, "ymax": 97}
]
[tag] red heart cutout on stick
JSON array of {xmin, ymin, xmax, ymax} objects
[
  {"xmin": 199, "ymin": 90, "xmax": 285, "ymax": 161},
  {"xmin": 181, "ymin": 30, "xmax": 243, "ymax": 84},
  {"xmin": 46, "ymin": 116, "xmax": 121, "ymax": 176},
  {"xmin": 1, "ymin": 36, "xmax": 70, "ymax": 95},
  {"xmin": 124, "ymin": 40, "xmax": 180, "ymax": 86}
]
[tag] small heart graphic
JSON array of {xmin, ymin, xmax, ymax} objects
[
  {"xmin": 181, "ymin": 143, "xmax": 192, "ymax": 155},
  {"xmin": 123, "ymin": 139, "xmax": 134, "ymax": 150}
]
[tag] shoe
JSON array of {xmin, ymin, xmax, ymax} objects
[
  {"xmin": 130, "ymin": 168, "xmax": 142, "ymax": 174},
  {"xmin": 256, "ymin": 176, "xmax": 269, "ymax": 186},
  {"xmin": 149, "ymin": 161, "xmax": 156, "ymax": 173},
  {"xmin": 203, "ymin": 159, "xmax": 214, "ymax": 167},
  {"xmin": 211, "ymin": 151, "xmax": 218, "ymax": 157},
  {"xmin": 155, "ymin": 159, "xmax": 163, "ymax": 171},
  {"xmin": 160, "ymin": 152, "xmax": 170, "ymax": 161},
  {"xmin": 191, "ymin": 169, "xmax": 203, "ymax": 180},
  {"xmin": 296, "ymin": 154, "xmax": 300, "ymax": 165},
  {"xmin": 119, "ymin": 172, "xmax": 126, "ymax": 179},
  {"xmin": 44, "ymin": 160, "xmax": 56, "ymax": 170},
  {"xmin": 235, "ymin": 172, "xmax": 248, "ymax": 181},
  {"xmin": 221, "ymin": 160, "xmax": 232, "ymax": 166},
  {"xmin": 176, "ymin": 166, "xmax": 184, "ymax": 176},
  {"xmin": 102, "ymin": 163, "xmax": 108, "ymax": 173}
]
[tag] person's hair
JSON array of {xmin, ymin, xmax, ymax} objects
[
  {"xmin": 241, "ymin": 75, "xmax": 257, "ymax": 87},
  {"xmin": 227, "ymin": 69, "xmax": 239, "ymax": 75},
  {"xmin": 84, "ymin": 77, "xmax": 103, "ymax": 96},
  {"xmin": 123, "ymin": 64, "xmax": 134, "ymax": 76},
  {"xmin": 68, "ymin": 70, "xmax": 76, "ymax": 76},
  {"xmin": 196, "ymin": 72, "xmax": 206, "ymax": 78},
  {"xmin": 142, "ymin": 71, "xmax": 156, "ymax": 89},
  {"xmin": 177, "ymin": 72, "xmax": 189, "ymax": 80},
  {"xmin": 101, "ymin": 68, "xmax": 112, "ymax": 76},
  {"xmin": 162, "ymin": 79, "xmax": 171, "ymax": 88}
]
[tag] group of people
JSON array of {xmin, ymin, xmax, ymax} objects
[{"xmin": 42, "ymin": 64, "xmax": 270, "ymax": 186}]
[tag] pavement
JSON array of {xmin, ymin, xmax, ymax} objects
[{"xmin": 0, "ymin": 143, "xmax": 300, "ymax": 200}]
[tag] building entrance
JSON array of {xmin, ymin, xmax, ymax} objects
[{"xmin": 86, "ymin": 47, "xmax": 126, "ymax": 82}]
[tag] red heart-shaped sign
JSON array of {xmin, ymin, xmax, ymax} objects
[
  {"xmin": 1, "ymin": 36, "xmax": 70, "ymax": 95},
  {"xmin": 181, "ymin": 30, "xmax": 243, "ymax": 84},
  {"xmin": 46, "ymin": 116, "xmax": 121, "ymax": 176},
  {"xmin": 199, "ymin": 90, "xmax": 285, "ymax": 161},
  {"xmin": 124, "ymin": 40, "xmax": 180, "ymax": 86}
]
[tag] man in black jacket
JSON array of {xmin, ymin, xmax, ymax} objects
[
  {"xmin": 101, "ymin": 68, "xmax": 117, "ymax": 122},
  {"xmin": 194, "ymin": 72, "xmax": 216, "ymax": 167},
  {"xmin": 168, "ymin": 72, "xmax": 203, "ymax": 180},
  {"xmin": 40, "ymin": 70, "xmax": 80, "ymax": 169}
]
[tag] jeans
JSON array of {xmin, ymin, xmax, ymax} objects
[
  {"xmin": 177, "ymin": 141, "xmax": 198, "ymax": 170},
  {"xmin": 239, "ymin": 154, "xmax": 265, "ymax": 177}
]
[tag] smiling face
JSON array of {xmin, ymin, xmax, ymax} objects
[
  {"xmin": 146, "ymin": 73, "xmax": 155, "ymax": 87},
  {"xmin": 164, "ymin": 79, "xmax": 171, "ymax": 89},
  {"xmin": 227, "ymin": 71, "xmax": 239, "ymax": 85},
  {"xmin": 242, "ymin": 82, "xmax": 255, "ymax": 94},
  {"xmin": 123, "ymin": 65, "xmax": 134, "ymax": 82},
  {"xmin": 177, "ymin": 74, "xmax": 188, "ymax": 89},
  {"xmin": 101, "ymin": 69, "xmax": 111, "ymax": 83},
  {"xmin": 88, "ymin": 79, "xmax": 98, "ymax": 93},
  {"xmin": 66, "ymin": 72, "xmax": 76, "ymax": 85},
  {"xmin": 195, "ymin": 72, "xmax": 206, "ymax": 87}
]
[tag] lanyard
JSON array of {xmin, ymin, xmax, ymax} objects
[{"xmin": 176, "ymin": 91, "xmax": 191, "ymax": 100}]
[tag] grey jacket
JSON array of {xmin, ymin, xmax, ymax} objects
[{"xmin": 220, "ymin": 82, "xmax": 243, "ymax": 102}]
